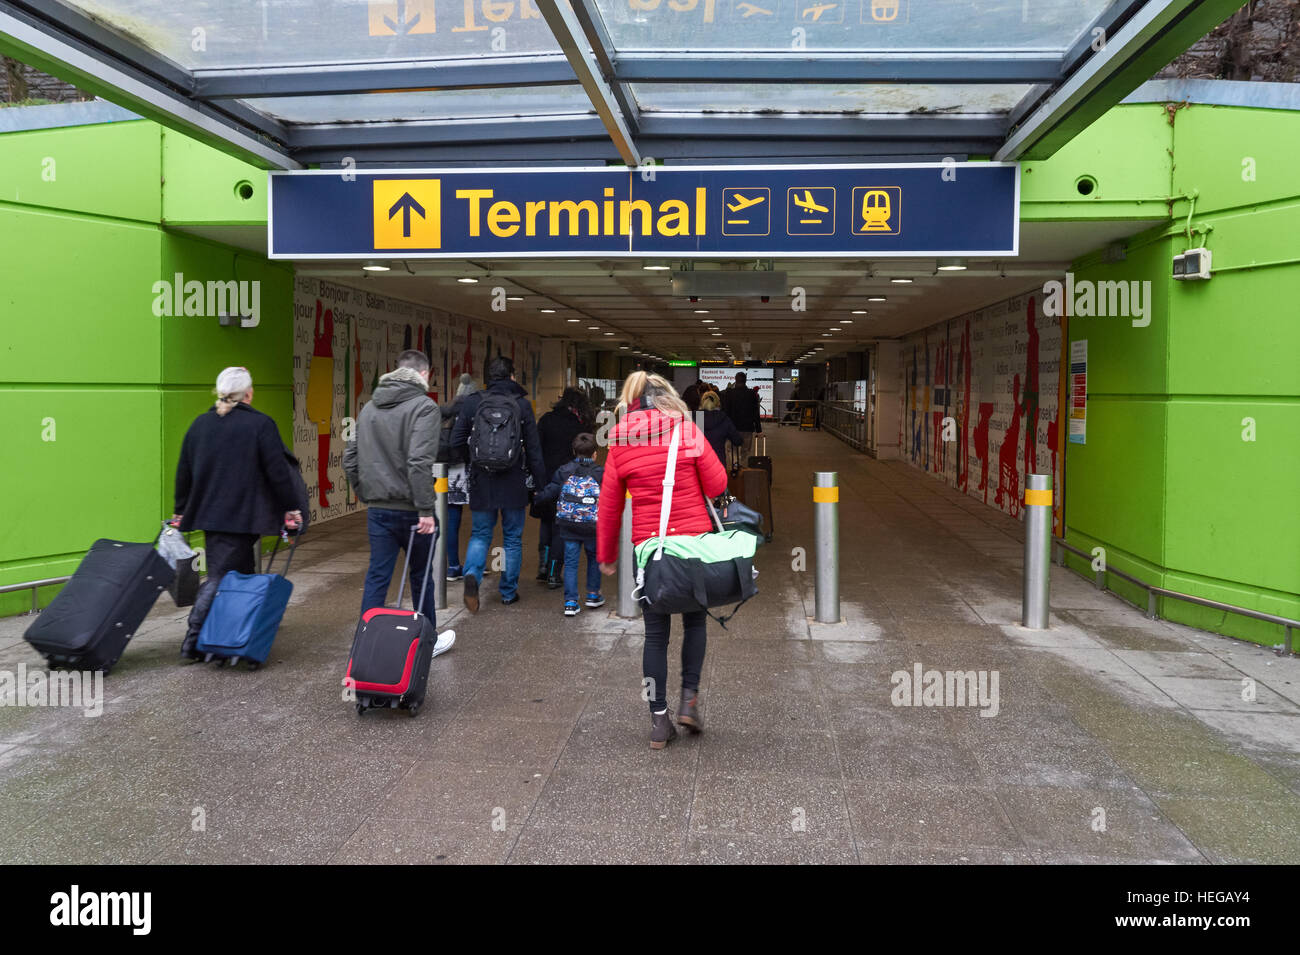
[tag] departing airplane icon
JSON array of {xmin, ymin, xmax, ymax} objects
[
  {"xmin": 801, "ymin": 2, "xmax": 838, "ymax": 20},
  {"xmin": 793, "ymin": 190, "xmax": 829, "ymax": 214},
  {"xmin": 727, "ymin": 193, "xmax": 766, "ymax": 213},
  {"xmin": 736, "ymin": 1, "xmax": 774, "ymax": 15}
]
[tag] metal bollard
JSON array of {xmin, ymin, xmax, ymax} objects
[
  {"xmin": 617, "ymin": 493, "xmax": 639, "ymax": 619},
  {"xmin": 432, "ymin": 463, "xmax": 448, "ymax": 612},
  {"xmin": 1021, "ymin": 473, "xmax": 1053, "ymax": 629},
  {"xmin": 813, "ymin": 471, "xmax": 839, "ymax": 624}
]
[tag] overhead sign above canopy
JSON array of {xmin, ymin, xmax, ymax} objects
[{"xmin": 268, "ymin": 163, "xmax": 1018, "ymax": 259}]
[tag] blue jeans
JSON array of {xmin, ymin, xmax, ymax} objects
[
  {"xmin": 563, "ymin": 537, "xmax": 600, "ymax": 604},
  {"xmin": 445, "ymin": 503, "xmax": 465, "ymax": 571},
  {"xmin": 463, "ymin": 507, "xmax": 525, "ymax": 601},
  {"xmin": 362, "ymin": 507, "xmax": 436, "ymax": 619}
]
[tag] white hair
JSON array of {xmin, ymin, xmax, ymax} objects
[{"xmin": 214, "ymin": 366, "xmax": 253, "ymax": 415}]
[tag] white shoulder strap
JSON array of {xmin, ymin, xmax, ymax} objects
[{"xmin": 653, "ymin": 420, "xmax": 681, "ymax": 561}]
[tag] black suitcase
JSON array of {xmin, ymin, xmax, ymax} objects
[
  {"xmin": 344, "ymin": 526, "xmax": 436, "ymax": 718},
  {"xmin": 747, "ymin": 434, "xmax": 772, "ymax": 487},
  {"xmin": 25, "ymin": 539, "xmax": 174, "ymax": 674}
]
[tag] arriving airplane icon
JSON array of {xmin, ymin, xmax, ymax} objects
[
  {"xmin": 727, "ymin": 194, "xmax": 767, "ymax": 213},
  {"xmin": 801, "ymin": 2, "xmax": 837, "ymax": 20},
  {"xmin": 793, "ymin": 190, "xmax": 829, "ymax": 214},
  {"xmin": 736, "ymin": 1, "xmax": 774, "ymax": 15}
]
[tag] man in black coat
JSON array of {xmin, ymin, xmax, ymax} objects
[
  {"xmin": 172, "ymin": 366, "xmax": 305, "ymax": 660},
  {"xmin": 725, "ymin": 372, "xmax": 763, "ymax": 470},
  {"xmin": 451, "ymin": 356, "xmax": 547, "ymax": 612}
]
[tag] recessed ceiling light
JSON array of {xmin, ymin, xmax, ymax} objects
[
  {"xmin": 701, "ymin": 318, "xmax": 714, "ymax": 324},
  {"xmin": 694, "ymin": 309, "xmax": 709, "ymax": 314},
  {"xmin": 507, "ymin": 295, "xmax": 523, "ymax": 301},
  {"xmin": 822, "ymin": 333, "xmax": 831, "ymax": 337},
  {"xmin": 457, "ymin": 277, "xmax": 479, "ymax": 284},
  {"xmin": 642, "ymin": 260, "xmax": 670, "ymax": 271},
  {"xmin": 851, "ymin": 309, "xmax": 867, "ymax": 314},
  {"xmin": 890, "ymin": 278, "xmax": 913, "ymax": 284},
  {"xmin": 841, "ymin": 319, "xmax": 853, "ymax": 324},
  {"xmin": 540, "ymin": 308, "xmax": 556, "ymax": 313},
  {"xmin": 829, "ymin": 327, "xmax": 840, "ymax": 331},
  {"xmin": 587, "ymin": 326, "xmax": 600, "ymax": 330},
  {"xmin": 361, "ymin": 260, "xmax": 390, "ymax": 272},
  {"xmin": 566, "ymin": 318, "xmax": 580, "ymax": 323},
  {"xmin": 868, "ymin": 296, "xmax": 887, "ymax": 302},
  {"xmin": 619, "ymin": 345, "xmax": 629, "ymax": 349},
  {"xmin": 937, "ymin": 257, "xmax": 967, "ymax": 271}
]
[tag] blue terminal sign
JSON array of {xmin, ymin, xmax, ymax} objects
[{"xmin": 268, "ymin": 163, "xmax": 1018, "ymax": 260}]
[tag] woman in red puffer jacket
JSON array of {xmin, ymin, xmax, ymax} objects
[{"xmin": 597, "ymin": 372, "xmax": 729, "ymax": 750}]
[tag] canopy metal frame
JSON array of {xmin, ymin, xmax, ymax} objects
[{"xmin": 0, "ymin": 0, "xmax": 1244, "ymax": 170}]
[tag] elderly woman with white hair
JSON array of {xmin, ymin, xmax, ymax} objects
[{"xmin": 171, "ymin": 366, "xmax": 306, "ymax": 661}]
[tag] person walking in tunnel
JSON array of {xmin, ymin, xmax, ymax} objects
[
  {"xmin": 438, "ymin": 372, "xmax": 478, "ymax": 581},
  {"xmin": 533, "ymin": 387, "xmax": 595, "ymax": 588},
  {"xmin": 534, "ymin": 431, "xmax": 605, "ymax": 617},
  {"xmin": 171, "ymin": 366, "xmax": 306, "ymax": 661},
  {"xmin": 344, "ymin": 351, "xmax": 450, "ymax": 648},
  {"xmin": 724, "ymin": 371, "xmax": 762, "ymax": 470},
  {"xmin": 452, "ymin": 355, "xmax": 547, "ymax": 612},
  {"xmin": 597, "ymin": 372, "xmax": 728, "ymax": 749},
  {"xmin": 697, "ymin": 389, "xmax": 743, "ymax": 470}
]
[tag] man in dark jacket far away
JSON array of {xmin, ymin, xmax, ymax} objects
[
  {"xmin": 172, "ymin": 366, "xmax": 305, "ymax": 661},
  {"xmin": 345, "ymin": 350, "xmax": 450, "ymax": 654},
  {"xmin": 451, "ymin": 355, "xmax": 547, "ymax": 613},
  {"xmin": 724, "ymin": 372, "xmax": 763, "ymax": 470}
]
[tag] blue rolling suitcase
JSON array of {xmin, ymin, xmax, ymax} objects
[{"xmin": 196, "ymin": 529, "xmax": 299, "ymax": 670}]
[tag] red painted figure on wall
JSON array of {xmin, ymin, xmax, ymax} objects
[
  {"xmin": 1022, "ymin": 297, "xmax": 1041, "ymax": 480},
  {"xmin": 956, "ymin": 319, "xmax": 972, "ymax": 493},
  {"xmin": 973, "ymin": 401, "xmax": 994, "ymax": 504},
  {"xmin": 306, "ymin": 300, "xmax": 336, "ymax": 509},
  {"xmin": 995, "ymin": 373, "xmax": 1024, "ymax": 517}
]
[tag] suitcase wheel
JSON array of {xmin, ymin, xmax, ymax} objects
[
  {"xmin": 355, "ymin": 703, "xmax": 366, "ymax": 717},
  {"xmin": 407, "ymin": 704, "xmax": 420, "ymax": 718},
  {"xmin": 765, "ymin": 532, "xmax": 774, "ymax": 543},
  {"xmin": 227, "ymin": 656, "xmax": 241, "ymax": 668},
  {"xmin": 203, "ymin": 653, "xmax": 214, "ymax": 664}
]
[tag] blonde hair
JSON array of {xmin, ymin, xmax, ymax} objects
[
  {"xmin": 616, "ymin": 371, "xmax": 688, "ymax": 418},
  {"xmin": 699, "ymin": 391, "xmax": 720, "ymax": 411},
  {"xmin": 214, "ymin": 366, "xmax": 252, "ymax": 416}
]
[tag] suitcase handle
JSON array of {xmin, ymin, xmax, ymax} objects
[
  {"xmin": 393, "ymin": 523, "xmax": 439, "ymax": 617},
  {"xmin": 263, "ymin": 524, "xmax": 302, "ymax": 579}
]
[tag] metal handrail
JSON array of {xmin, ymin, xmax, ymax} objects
[
  {"xmin": 1053, "ymin": 537, "xmax": 1296, "ymax": 655},
  {"xmin": 821, "ymin": 401, "xmax": 867, "ymax": 452},
  {"xmin": 0, "ymin": 576, "xmax": 72, "ymax": 615}
]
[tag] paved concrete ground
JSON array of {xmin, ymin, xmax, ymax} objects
[{"xmin": 1, "ymin": 427, "xmax": 1298, "ymax": 864}]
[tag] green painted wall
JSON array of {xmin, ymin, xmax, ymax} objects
[
  {"xmin": 1062, "ymin": 102, "xmax": 1300, "ymax": 646},
  {"xmin": 0, "ymin": 119, "xmax": 292, "ymax": 616}
]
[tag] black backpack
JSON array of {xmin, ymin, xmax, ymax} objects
[{"xmin": 468, "ymin": 392, "xmax": 522, "ymax": 472}]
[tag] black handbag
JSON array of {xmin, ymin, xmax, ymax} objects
[
  {"xmin": 715, "ymin": 494, "xmax": 765, "ymax": 543},
  {"xmin": 633, "ymin": 423, "xmax": 758, "ymax": 628}
]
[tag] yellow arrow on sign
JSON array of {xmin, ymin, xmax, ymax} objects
[{"xmin": 369, "ymin": 0, "xmax": 437, "ymax": 36}]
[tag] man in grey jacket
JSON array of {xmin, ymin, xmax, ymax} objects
[{"xmin": 344, "ymin": 349, "xmax": 445, "ymax": 617}]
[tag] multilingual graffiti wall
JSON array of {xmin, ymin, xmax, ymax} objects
[
  {"xmin": 293, "ymin": 276, "xmax": 545, "ymax": 527},
  {"xmin": 897, "ymin": 287, "xmax": 1065, "ymax": 531}
]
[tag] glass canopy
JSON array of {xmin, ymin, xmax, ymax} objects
[{"xmin": 0, "ymin": 0, "xmax": 1242, "ymax": 168}]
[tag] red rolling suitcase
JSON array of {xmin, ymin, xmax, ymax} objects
[{"xmin": 344, "ymin": 526, "xmax": 437, "ymax": 718}]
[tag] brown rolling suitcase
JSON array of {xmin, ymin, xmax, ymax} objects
[{"xmin": 728, "ymin": 467, "xmax": 773, "ymax": 542}]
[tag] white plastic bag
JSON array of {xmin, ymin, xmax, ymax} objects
[{"xmin": 156, "ymin": 522, "xmax": 197, "ymax": 570}]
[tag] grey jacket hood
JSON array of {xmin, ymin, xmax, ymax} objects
[{"xmin": 371, "ymin": 367, "xmax": 429, "ymax": 408}]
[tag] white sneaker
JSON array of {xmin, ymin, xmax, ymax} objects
[{"xmin": 432, "ymin": 629, "xmax": 456, "ymax": 658}]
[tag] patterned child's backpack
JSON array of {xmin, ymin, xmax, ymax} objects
[{"xmin": 557, "ymin": 464, "xmax": 601, "ymax": 525}]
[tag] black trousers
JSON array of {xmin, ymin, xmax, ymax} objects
[
  {"xmin": 537, "ymin": 516, "xmax": 564, "ymax": 571},
  {"xmin": 642, "ymin": 609, "xmax": 708, "ymax": 713},
  {"xmin": 184, "ymin": 531, "xmax": 259, "ymax": 646}
]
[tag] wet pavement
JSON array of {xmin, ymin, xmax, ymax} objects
[{"xmin": 1, "ymin": 427, "xmax": 1297, "ymax": 864}]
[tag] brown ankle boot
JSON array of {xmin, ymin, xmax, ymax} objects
[
  {"xmin": 678, "ymin": 689, "xmax": 703, "ymax": 733},
  {"xmin": 650, "ymin": 709, "xmax": 678, "ymax": 750}
]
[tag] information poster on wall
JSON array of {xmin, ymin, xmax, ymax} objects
[
  {"xmin": 699, "ymin": 367, "xmax": 774, "ymax": 416},
  {"xmin": 1069, "ymin": 339, "xmax": 1087, "ymax": 445}
]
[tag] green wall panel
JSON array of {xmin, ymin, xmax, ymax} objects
[
  {"xmin": 1064, "ymin": 396, "xmax": 1167, "ymax": 568},
  {"xmin": 0, "ymin": 120, "xmax": 159, "ymax": 222},
  {"xmin": 0, "ymin": 206, "xmax": 162, "ymax": 384},
  {"xmin": 161, "ymin": 129, "xmax": 270, "ymax": 226},
  {"xmin": 1164, "ymin": 399, "xmax": 1300, "ymax": 599},
  {"xmin": 1172, "ymin": 106, "xmax": 1300, "ymax": 214}
]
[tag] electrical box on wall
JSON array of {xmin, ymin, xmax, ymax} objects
[{"xmin": 1173, "ymin": 247, "xmax": 1212, "ymax": 281}]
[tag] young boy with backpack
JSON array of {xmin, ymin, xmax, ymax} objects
[{"xmin": 535, "ymin": 432, "xmax": 604, "ymax": 616}]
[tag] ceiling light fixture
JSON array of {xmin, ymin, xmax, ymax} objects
[
  {"xmin": 507, "ymin": 295, "xmax": 523, "ymax": 302},
  {"xmin": 890, "ymin": 277, "xmax": 913, "ymax": 284},
  {"xmin": 361, "ymin": 261, "xmax": 390, "ymax": 272},
  {"xmin": 540, "ymin": 308, "xmax": 556, "ymax": 313},
  {"xmin": 642, "ymin": 260, "xmax": 670, "ymax": 271},
  {"xmin": 868, "ymin": 296, "xmax": 887, "ymax": 302},
  {"xmin": 457, "ymin": 276, "xmax": 479, "ymax": 284},
  {"xmin": 851, "ymin": 309, "xmax": 867, "ymax": 315},
  {"xmin": 937, "ymin": 258, "xmax": 967, "ymax": 271}
]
